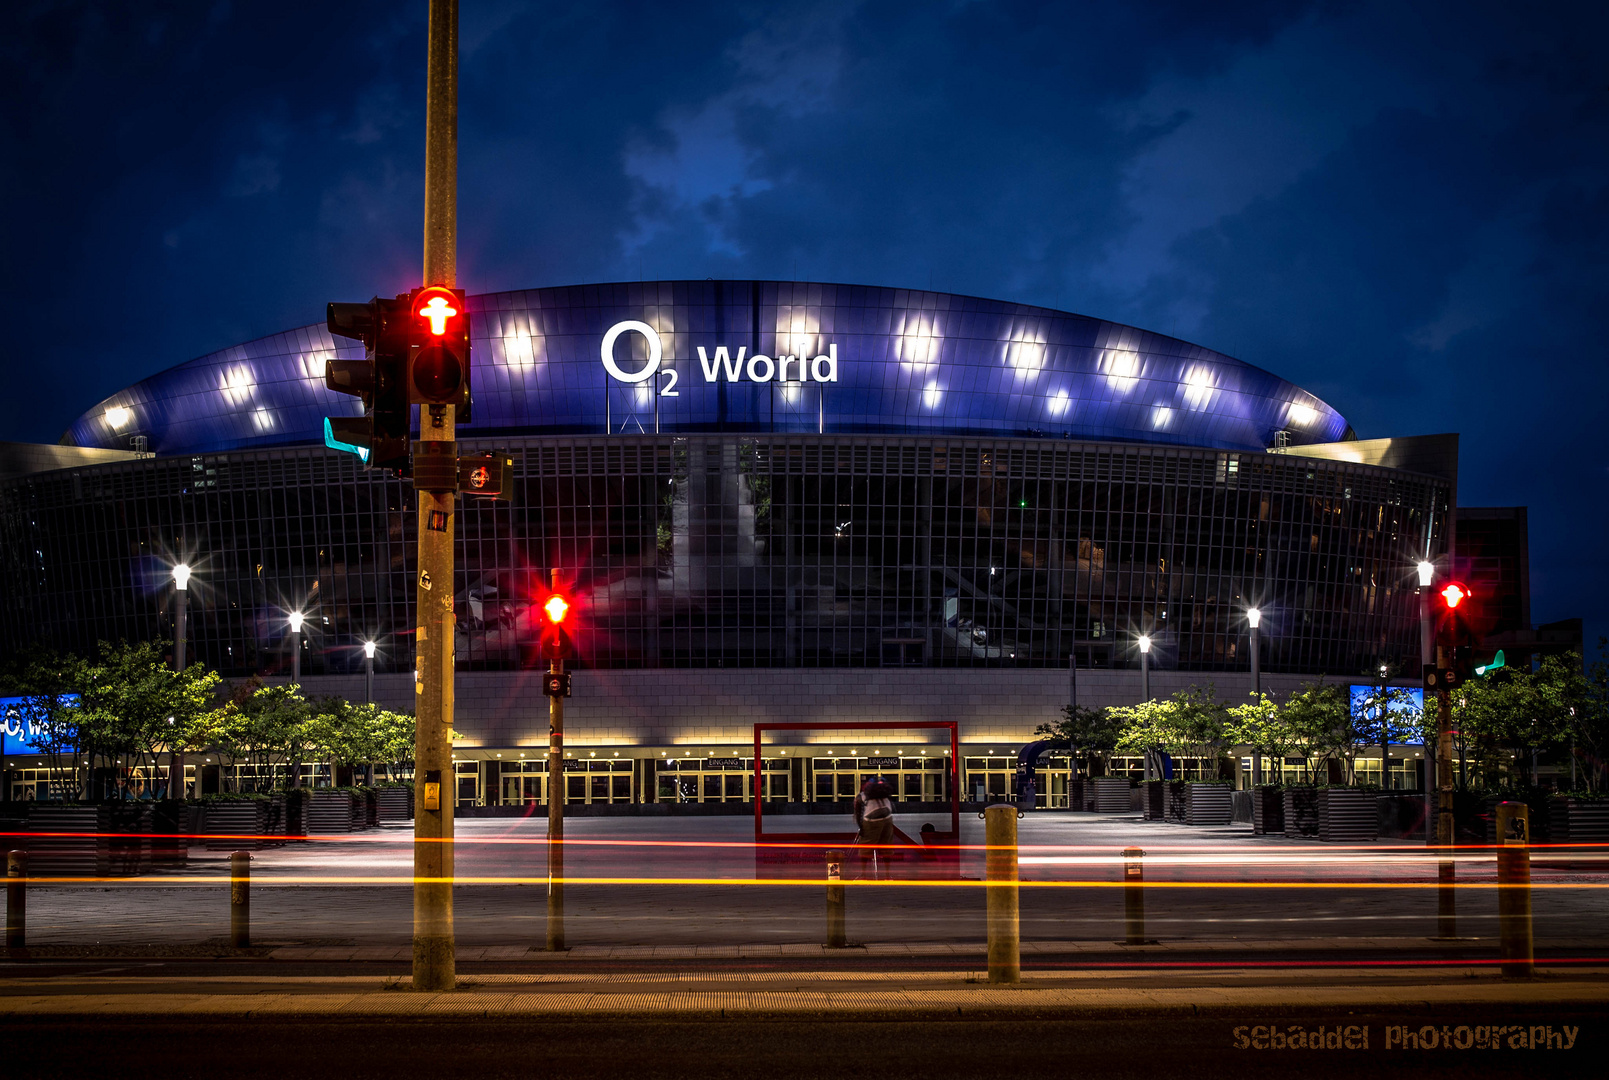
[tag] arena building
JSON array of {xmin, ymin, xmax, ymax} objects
[{"xmin": 0, "ymin": 280, "xmax": 1461, "ymax": 806}]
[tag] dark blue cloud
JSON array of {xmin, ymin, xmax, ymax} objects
[{"xmin": 2, "ymin": 0, "xmax": 1605, "ymax": 635}]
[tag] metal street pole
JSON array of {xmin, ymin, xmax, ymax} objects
[
  {"xmin": 1417, "ymin": 562, "xmax": 1435, "ymax": 844},
  {"xmin": 413, "ymin": 0, "xmax": 459, "ymax": 993},
  {"xmin": 172, "ymin": 564, "xmax": 190, "ymax": 671},
  {"xmin": 1139, "ymin": 635, "xmax": 1151, "ymax": 702},
  {"xmin": 547, "ymin": 567, "xmax": 566, "ymax": 951},
  {"xmin": 1436, "ymin": 642, "xmax": 1456, "ymax": 939},
  {"xmin": 1248, "ymin": 608, "xmax": 1261, "ymax": 786},
  {"xmin": 364, "ymin": 641, "xmax": 376, "ymax": 704},
  {"xmin": 289, "ymin": 612, "xmax": 302, "ymax": 683}
]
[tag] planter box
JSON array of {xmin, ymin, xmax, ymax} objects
[
  {"xmin": 1252, "ymin": 787, "xmax": 1284, "ymax": 835},
  {"xmin": 1164, "ymin": 780, "xmax": 1187, "ymax": 823},
  {"xmin": 1377, "ymin": 793, "xmax": 1430, "ymax": 839},
  {"xmin": 25, "ymin": 806, "xmax": 105, "ymax": 876},
  {"xmin": 1142, "ymin": 783, "xmax": 1165, "ymax": 820},
  {"xmin": 306, "ymin": 791, "xmax": 356, "ymax": 834},
  {"xmin": 202, "ymin": 798, "xmax": 286, "ymax": 850},
  {"xmin": 1185, "ymin": 783, "xmax": 1233, "ymax": 826},
  {"xmin": 1229, "ymin": 790, "xmax": 1253, "ymax": 824},
  {"xmin": 1549, "ymin": 797, "xmax": 1609, "ymax": 843},
  {"xmin": 377, "ymin": 787, "xmax": 414, "ymax": 822},
  {"xmin": 1091, "ymin": 778, "xmax": 1131, "ymax": 814},
  {"xmin": 1319, "ymin": 788, "xmax": 1378, "ymax": 842},
  {"xmin": 1283, "ymin": 789, "xmax": 1319, "ymax": 839}
]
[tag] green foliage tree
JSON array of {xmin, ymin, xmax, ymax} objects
[
  {"xmin": 1225, "ymin": 691, "xmax": 1293, "ymax": 785},
  {"xmin": 232, "ymin": 683, "xmax": 313, "ymax": 790},
  {"xmin": 1034, "ymin": 704, "xmax": 1122, "ymax": 776},
  {"xmin": 3, "ymin": 649, "xmax": 88, "ymax": 800},
  {"xmin": 1277, "ymin": 681, "xmax": 1349, "ymax": 784},
  {"xmin": 78, "ymin": 641, "xmax": 225, "ymax": 799}
]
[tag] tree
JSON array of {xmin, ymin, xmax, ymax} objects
[
  {"xmin": 1034, "ymin": 704, "xmax": 1121, "ymax": 776},
  {"xmin": 1277, "ymin": 681, "xmax": 1349, "ymax": 784},
  {"xmin": 1225, "ymin": 691, "xmax": 1293, "ymax": 784},
  {"xmin": 233, "ymin": 683, "xmax": 313, "ymax": 789},
  {"xmin": 1112, "ymin": 687, "xmax": 1231, "ymax": 780},
  {"xmin": 4, "ymin": 649, "xmax": 87, "ymax": 800},
  {"xmin": 78, "ymin": 641, "xmax": 223, "ymax": 799}
]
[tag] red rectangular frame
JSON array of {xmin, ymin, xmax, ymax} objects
[{"xmin": 752, "ymin": 721, "xmax": 961, "ymax": 845}]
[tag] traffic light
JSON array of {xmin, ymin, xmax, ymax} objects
[
  {"xmin": 324, "ymin": 296, "xmax": 411, "ymax": 473},
  {"xmin": 1438, "ymin": 581, "xmax": 1470, "ymax": 610},
  {"xmin": 539, "ymin": 590, "xmax": 574, "ymax": 660},
  {"xmin": 457, "ymin": 453, "xmax": 513, "ymax": 499},
  {"xmin": 1475, "ymin": 649, "xmax": 1507, "ymax": 677},
  {"xmin": 408, "ymin": 285, "xmax": 471, "ymax": 417}
]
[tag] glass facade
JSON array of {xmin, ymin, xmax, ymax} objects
[
  {"xmin": 65, "ymin": 281, "xmax": 1351, "ymax": 458},
  {"xmin": 0, "ymin": 433, "xmax": 1448, "ymax": 679}
]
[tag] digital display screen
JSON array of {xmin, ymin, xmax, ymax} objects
[
  {"xmin": 0, "ymin": 694, "xmax": 79, "ymax": 756},
  {"xmin": 1348, "ymin": 685, "xmax": 1424, "ymax": 745}
]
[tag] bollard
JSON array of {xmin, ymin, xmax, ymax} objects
[
  {"xmin": 6, "ymin": 850, "xmax": 24, "ymax": 950},
  {"xmin": 230, "ymin": 850, "xmax": 251, "ymax": 949},
  {"xmin": 1123, "ymin": 847, "xmax": 1146, "ymax": 945},
  {"xmin": 1495, "ymin": 802, "xmax": 1533, "ymax": 978},
  {"xmin": 984, "ymin": 805, "xmax": 1019, "ymax": 984},
  {"xmin": 825, "ymin": 849, "xmax": 846, "ymax": 948}
]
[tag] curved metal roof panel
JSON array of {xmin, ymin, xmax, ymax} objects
[{"xmin": 66, "ymin": 281, "xmax": 1350, "ymax": 455}]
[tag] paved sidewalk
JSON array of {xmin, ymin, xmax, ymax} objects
[{"xmin": 3, "ymin": 967, "xmax": 1607, "ymax": 1018}]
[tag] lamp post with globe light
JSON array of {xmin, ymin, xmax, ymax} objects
[
  {"xmin": 1417, "ymin": 560, "xmax": 1435, "ymax": 841},
  {"xmin": 1247, "ymin": 607, "xmax": 1262, "ymax": 785},
  {"xmin": 1138, "ymin": 633, "xmax": 1152, "ymax": 703},
  {"xmin": 171, "ymin": 564, "xmax": 191, "ymax": 670},
  {"xmin": 365, "ymin": 640, "xmax": 377, "ymax": 704},
  {"xmin": 289, "ymin": 611, "xmax": 304, "ymax": 682}
]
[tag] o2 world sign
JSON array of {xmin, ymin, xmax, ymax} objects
[{"xmin": 601, "ymin": 321, "xmax": 839, "ymax": 397}]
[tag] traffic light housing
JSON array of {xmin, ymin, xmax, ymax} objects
[
  {"xmin": 408, "ymin": 285, "xmax": 472, "ymax": 417},
  {"xmin": 539, "ymin": 590, "xmax": 574, "ymax": 660},
  {"xmin": 324, "ymin": 296, "xmax": 411, "ymax": 473}
]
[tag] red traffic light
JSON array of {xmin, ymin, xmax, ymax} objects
[
  {"xmin": 413, "ymin": 287, "xmax": 460, "ymax": 336},
  {"xmin": 543, "ymin": 593, "xmax": 570, "ymax": 625},
  {"xmin": 1439, "ymin": 582, "xmax": 1470, "ymax": 609}
]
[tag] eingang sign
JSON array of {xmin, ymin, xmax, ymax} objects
[{"xmin": 601, "ymin": 321, "xmax": 839, "ymax": 399}]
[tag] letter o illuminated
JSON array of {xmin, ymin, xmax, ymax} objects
[{"xmin": 600, "ymin": 321, "xmax": 662, "ymax": 383}]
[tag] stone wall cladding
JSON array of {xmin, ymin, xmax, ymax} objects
[{"xmin": 287, "ymin": 668, "xmax": 1334, "ymax": 749}]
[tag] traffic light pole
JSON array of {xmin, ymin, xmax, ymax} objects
[
  {"xmin": 412, "ymin": 0, "xmax": 458, "ymax": 993},
  {"xmin": 547, "ymin": 567, "xmax": 565, "ymax": 951},
  {"xmin": 1435, "ymin": 643, "xmax": 1456, "ymax": 939}
]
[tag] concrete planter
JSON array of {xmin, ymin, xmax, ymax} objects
[
  {"xmin": 1091, "ymin": 777, "xmax": 1132, "ymax": 814},
  {"xmin": 201, "ymin": 797, "xmax": 286, "ymax": 850},
  {"xmin": 1184, "ymin": 783, "xmax": 1233, "ymax": 826},
  {"xmin": 1319, "ymin": 788, "xmax": 1378, "ymax": 842},
  {"xmin": 1282, "ymin": 788, "xmax": 1319, "ymax": 839},
  {"xmin": 1252, "ymin": 787, "xmax": 1284, "ymax": 835}
]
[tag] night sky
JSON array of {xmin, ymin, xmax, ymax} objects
[{"xmin": 3, "ymin": 1, "xmax": 1606, "ymax": 641}]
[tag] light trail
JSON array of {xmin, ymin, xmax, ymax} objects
[{"xmin": 14, "ymin": 874, "xmax": 1609, "ymax": 888}]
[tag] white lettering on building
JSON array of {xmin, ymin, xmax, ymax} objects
[{"xmin": 603, "ymin": 322, "xmax": 838, "ymax": 396}]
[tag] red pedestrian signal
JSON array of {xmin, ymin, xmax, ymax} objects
[
  {"xmin": 407, "ymin": 285, "xmax": 471, "ymax": 414},
  {"xmin": 1439, "ymin": 582, "xmax": 1470, "ymax": 610},
  {"xmin": 540, "ymin": 591, "xmax": 574, "ymax": 660}
]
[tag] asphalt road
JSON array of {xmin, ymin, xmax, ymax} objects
[{"xmin": 11, "ymin": 814, "xmax": 1608, "ymax": 954}]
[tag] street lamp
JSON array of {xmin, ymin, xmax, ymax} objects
[
  {"xmin": 1138, "ymin": 634, "xmax": 1152, "ymax": 703},
  {"xmin": 171, "ymin": 563, "xmax": 191, "ymax": 670},
  {"xmin": 364, "ymin": 640, "xmax": 377, "ymax": 704},
  {"xmin": 289, "ymin": 611, "xmax": 305, "ymax": 682},
  {"xmin": 1247, "ymin": 607, "xmax": 1262, "ymax": 785},
  {"xmin": 1416, "ymin": 559, "xmax": 1435, "ymax": 840}
]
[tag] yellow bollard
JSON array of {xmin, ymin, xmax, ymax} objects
[
  {"xmin": 826, "ymin": 849, "xmax": 846, "ymax": 948},
  {"xmin": 1123, "ymin": 847, "xmax": 1146, "ymax": 945},
  {"xmin": 5, "ymin": 850, "xmax": 24, "ymax": 950},
  {"xmin": 985, "ymin": 805, "xmax": 1019, "ymax": 984},
  {"xmin": 230, "ymin": 851, "xmax": 251, "ymax": 948},
  {"xmin": 1495, "ymin": 802, "xmax": 1533, "ymax": 978}
]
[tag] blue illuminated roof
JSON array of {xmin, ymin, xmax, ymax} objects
[{"xmin": 66, "ymin": 281, "xmax": 1350, "ymax": 455}]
